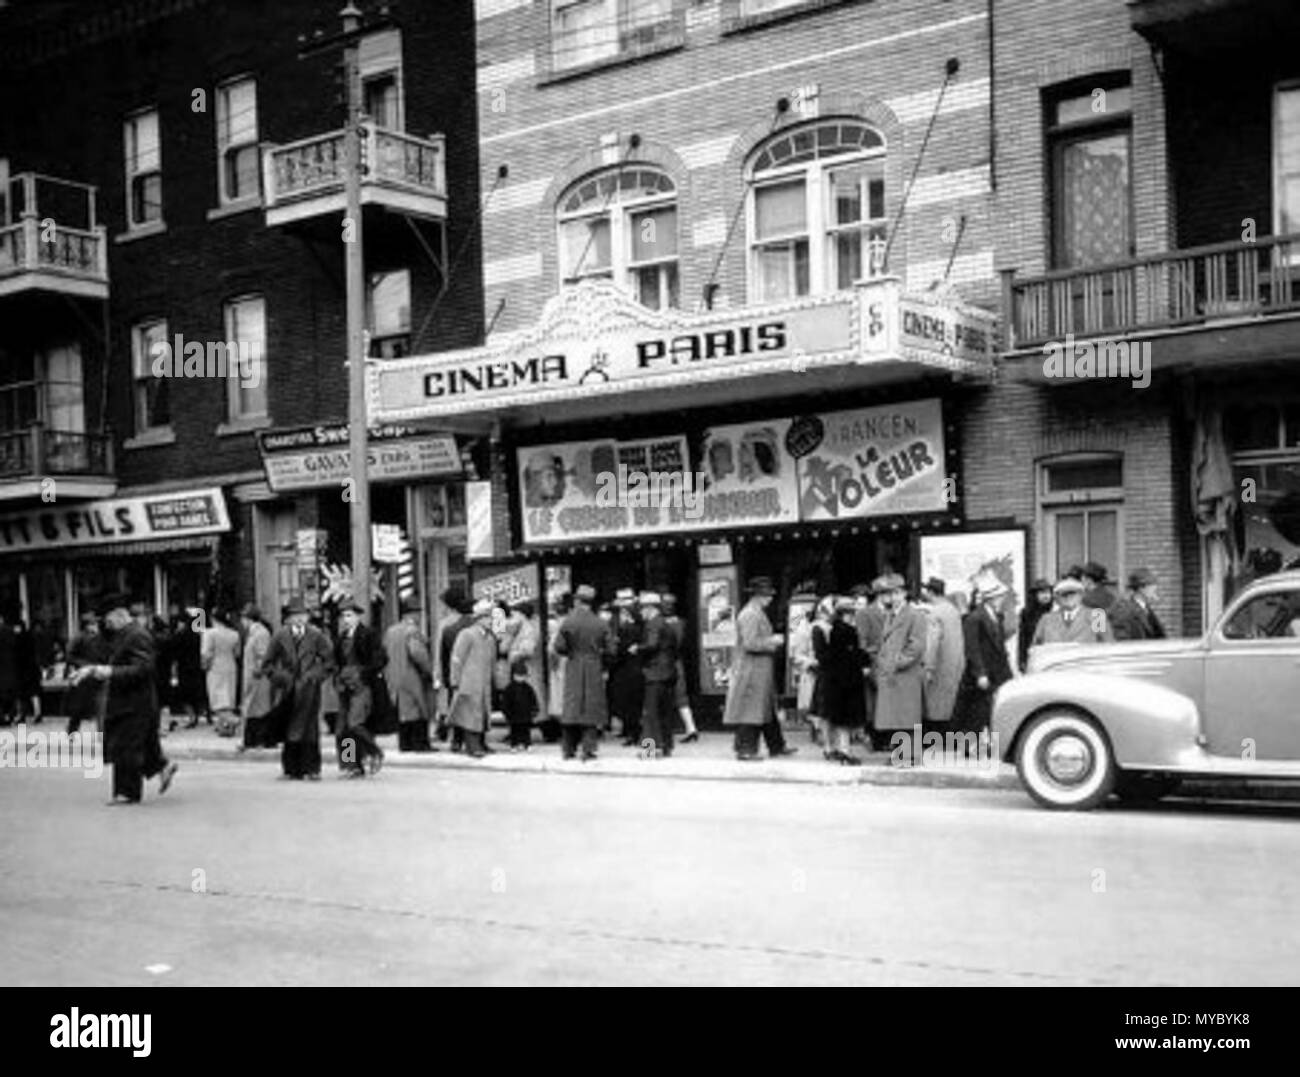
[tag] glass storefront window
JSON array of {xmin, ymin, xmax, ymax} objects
[
  {"xmin": 1231, "ymin": 460, "xmax": 1300, "ymax": 593},
  {"xmin": 25, "ymin": 564, "xmax": 67, "ymax": 666}
]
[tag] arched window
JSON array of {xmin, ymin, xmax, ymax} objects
[
  {"xmin": 556, "ymin": 165, "xmax": 679, "ymax": 310},
  {"xmin": 747, "ymin": 119, "xmax": 887, "ymax": 301}
]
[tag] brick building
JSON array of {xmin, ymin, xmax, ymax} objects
[
  {"xmin": 0, "ymin": 0, "xmax": 483, "ymax": 655},
  {"xmin": 988, "ymin": 0, "xmax": 1300, "ymax": 637},
  {"xmin": 369, "ymin": 0, "xmax": 1009, "ymax": 718}
]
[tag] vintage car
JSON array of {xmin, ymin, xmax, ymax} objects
[{"xmin": 992, "ymin": 570, "xmax": 1300, "ymax": 810}]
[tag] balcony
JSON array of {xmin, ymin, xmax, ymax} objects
[
  {"xmin": 1129, "ymin": 0, "xmax": 1300, "ymax": 52},
  {"xmin": 1002, "ymin": 233, "xmax": 1300, "ymax": 354},
  {"xmin": 262, "ymin": 126, "xmax": 447, "ymax": 229},
  {"xmin": 0, "ymin": 172, "xmax": 108, "ymax": 300},
  {"xmin": 0, "ymin": 424, "xmax": 116, "ymax": 501}
]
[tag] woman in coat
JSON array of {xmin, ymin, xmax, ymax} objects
[
  {"xmin": 818, "ymin": 597, "xmax": 867, "ymax": 764},
  {"xmin": 507, "ymin": 600, "xmax": 545, "ymax": 716},
  {"xmin": 449, "ymin": 599, "xmax": 497, "ymax": 758},
  {"xmin": 202, "ymin": 608, "xmax": 242, "ymax": 736},
  {"xmin": 239, "ymin": 604, "xmax": 274, "ymax": 748}
]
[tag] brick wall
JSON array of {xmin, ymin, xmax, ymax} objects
[
  {"xmin": 476, "ymin": 0, "xmax": 999, "ymax": 337},
  {"xmin": 1, "ymin": 0, "xmax": 483, "ymax": 490}
]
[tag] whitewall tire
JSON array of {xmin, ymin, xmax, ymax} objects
[{"xmin": 1016, "ymin": 709, "xmax": 1116, "ymax": 811}]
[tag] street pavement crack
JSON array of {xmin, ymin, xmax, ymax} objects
[{"xmin": 56, "ymin": 872, "xmax": 1110, "ymax": 985}]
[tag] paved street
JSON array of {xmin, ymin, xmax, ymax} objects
[{"xmin": 3, "ymin": 759, "xmax": 1300, "ymax": 985}]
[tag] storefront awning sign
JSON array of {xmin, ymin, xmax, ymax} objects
[
  {"xmin": 0, "ymin": 487, "xmax": 230, "ymax": 555},
  {"xmin": 256, "ymin": 422, "xmax": 461, "ymax": 493},
  {"xmin": 368, "ymin": 278, "xmax": 995, "ymax": 423}
]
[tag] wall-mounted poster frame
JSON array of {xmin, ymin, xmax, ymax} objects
[
  {"xmin": 698, "ymin": 564, "xmax": 738, "ymax": 696},
  {"xmin": 916, "ymin": 526, "xmax": 1027, "ymax": 664}
]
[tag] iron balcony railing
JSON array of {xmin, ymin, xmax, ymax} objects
[
  {"xmin": 1001, "ymin": 232, "xmax": 1300, "ymax": 351},
  {"xmin": 0, "ymin": 426, "xmax": 114, "ymax": 479},
  {"xmin": 0, "ymin": 172, "xmax": 108, "ymax": 289},
  {"xmin": 263, "ymin": 126, "xmax": 446, "ymax": 215}
]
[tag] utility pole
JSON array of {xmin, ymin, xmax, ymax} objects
[
  {"xmin": 341, "ymin": 3, "xmax": 370, "ymax": 610},
  {"xmin": 300, "ymin": 3, "xmax": 393, "ymax": 611}
]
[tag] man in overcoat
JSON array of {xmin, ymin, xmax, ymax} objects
[
  {"xmin": 919, "ymin": 577, "xmax": 965, "ymax": 730},
  {"xmin": 608, "ymin": 588, "xmax": 644, "ymax": 743},
  {"xmin": 872, "ymin": 575, "xmax": 928, "ymax": 752},
  {"xmin": 956, "ymin": 581, "xmax": 1016, "ymax": 741},
  {"xmin": 722, "ymin": 577, "xmax": 798, "ymax": 761},
  {"xmin": 239, "ymin": 605, "xmax": 274, "ymax": 749},
  {"xmin": 553, "ymin": 584, "xmax": 613, "ymax": 760},
  {"xmin": 334, "ymin": 600, "xmax": 388, "ymax": 777},
  {"xmin": 71, "ymin": 594, "xmax": 177, "ymax": 804},
  {"xmin": 1109, "ymin": 568, "xmax": 1167, "ymax": 641},
  {"xmin": 637, "ymin": 592, "xmax": 678, "ymax": 758},
  {"xmin": 263, "ymin": 598, "xmax": 334, "ymax": 779},
  {"xmin": 385, "ymin": 595, "xmax": 435, "ymax": 752},
  {"xmin": 449, "ymin": 598, "xmax": 497, "ymax": 758}
]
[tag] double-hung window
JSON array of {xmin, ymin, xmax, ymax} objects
[
  {"xmin": 557, "ymin": 166, "xmax": 679, "ymax": 310},
  {"xmin": 748, "ymin": 120, "xmax": 887, "ymax": 301},
  {"xmin": 124, "ymin": 109, "xmax": 162, "ymax": 228},
  {"xmin": 367, "ymin": 270, "xmax": 411, "ymax": 358},
  {"xmin": 224, "ymin": 295, "xmax": 268, "ymax": 422},
  {"xmin": 1274, "ymin": 82, "xmax": 1300, "ymax": 252},
  {"xmin": 551, "ymin": 0, "xmax": 675, "ymax": 73},
  {"xmin": 132, "ymin": 319, "xmax": 170, "ymax": 433},
  {"xmin": 216, "ymin": 78, "xmax": 259, "ymax": 203}
]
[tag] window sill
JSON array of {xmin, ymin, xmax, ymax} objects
[
  {"xmin": 115, "ymin": 221, "xmax": 167, "ymax": 244},
  {"xmin": 206, "ymin": 197, "xmax": 263, "ymax": 221},
  {"xmin": 124, "ymin": 426, "xmax": 176, "ymax": 449},
  {"xmin": 721, "ymin": 0, "xmax": 867, "ymax": 37},
  {"xmin": 538, "ymin": 31, "xmax": 684, "ymax": 87},
  {"xmin": 216, "ymin": 415, "xmax": 271, "ymax": 438}
]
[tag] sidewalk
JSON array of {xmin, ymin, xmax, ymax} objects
[{"xmin": 147, "ymin": 718, "xmax": 1020, "ymax": 792}]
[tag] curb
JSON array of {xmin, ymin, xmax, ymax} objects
[{"xmin": 159, "ymin": 741, "xmax": 1022, "ymax": 792}]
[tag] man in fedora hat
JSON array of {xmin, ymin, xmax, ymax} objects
[
  {"xmin": 70, "ymin": 593, "xmax": 177, "ymax": 804},
  {"xmin": 334, "ymin": 599, "xmax": 387, "ymax": 777},
  {"xmin": 1017, "ymin": 578, "xmax": 1055, "ymax": 672},
  {"xmin": 448, "ymin": 598, "xmax": 498, "ymax": 758},
  {"xmin": 1030, "ymin": 577, "xmax": 1114, "ymax": 650},
  {"xmin": 872, "ymin": 574, "xmax": 928, "ymax": 752},
  {"xmin": 722, "ymin": 577, "xmax": 798, "ymax": 761},
  {"xmin": 1110, "ymin": 568, "xmax": 1166, "ymax": 641},
  {"xmin": 553, "ymin": 584, "xmax": 614, "ymax": 760},
  {"xmin": 262, "ymin": 597, "xmax": 334, "ymax": 779},
  {"xmin": 918, "ymin": 577, "xmax": 964, "ymax": 730},
  {"xmin": 954, "ymin": 580, "xmax": 1014, "ymax": 742},
  {"xmin": 608, "ymin": 586, "xmax": 643, "ymax": 744},
  {"xmin": 385, "ymin": 594, "xmax": 436, "ymax": 752},
  {"xmin": 637, "ymin": 591, "xmax": 679, "ymax": 757}
]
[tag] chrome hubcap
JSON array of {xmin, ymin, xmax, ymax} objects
[{"xmin": 1044, "ymin": 733, "xmax": 1091, "ymax": 783}]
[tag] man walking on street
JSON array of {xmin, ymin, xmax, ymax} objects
[
  {"xmin": 638, "ymin": 592, "xmax": 678, "ymax": 758},
  {"xmin": 263, "ymin": 598, "xmax": 334, "ymax": 780},
  {"xmin": 722, "ymin": 577, "xmax": 798, "ymax": 761},
  {"xmin": 552, "ymin": 584, "xmax": 613, "ymax": 760},
  {"xmin": 334, "ymin": 600, "xmax": 387, "ymax": 778},
  {"xmin": 71, "ymin": 594, "xmax": 177, "ymax": 805}
]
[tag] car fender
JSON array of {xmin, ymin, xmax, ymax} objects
[{"xmin": 992, "ymin": 671, "xmax": 1202, "ymax": 769}]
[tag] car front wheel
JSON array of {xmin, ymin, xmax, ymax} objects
[{"xmin": 1016, "ymin": 709, "xmax": 1115, "ymax": 811}]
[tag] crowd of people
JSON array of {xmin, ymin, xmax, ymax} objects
[
  {"xmin": 782, "ymin": 559, "xmax": 1167, "ymax": 766},
  {"xmin": 57, "ymin": 555, "xmax": 1168, "ymax": 801}
]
